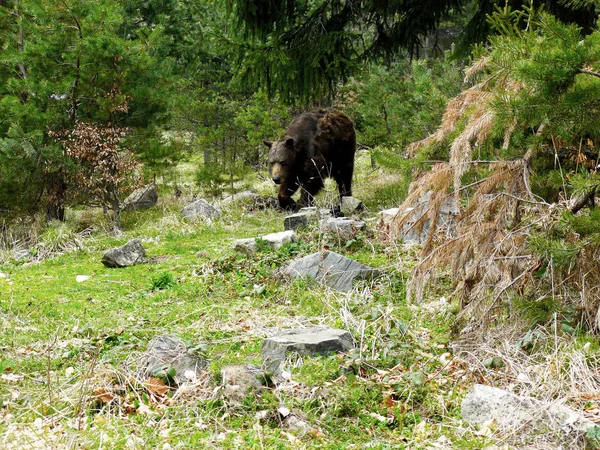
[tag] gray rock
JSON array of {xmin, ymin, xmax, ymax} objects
[
  {"xmin": 219, "ymin": 191, "xmax": 259, "ymax": 206},
  {"xmin": 101, "ymin": 239, "xmax": 146, "ymax": 268},
  {"xmin": 123, "ymin": 184, "xmax": 158, "ymax": 211},
  {"xmin": 136, "ymin": 335, "xmax": 209, "ymax": 386},
  {"xmin": 462, "ymin": 384, "xmax": 594, "ymax": 444},
  {"xmin": 319, "ymin": 217, "xmax": 366, "ymax": 239},
  {"xmin": 402, "ymin": 193, "xmax": 458, "ymax": 244},
  {"xmin": 181, "ymin": 199, "xmax": 221, "ymax": 221},
  {"xmin": 283, "ymin": 250, "xmax": 380, "ymax": 292},
  {"xmin": 232, "ymin": 230, "xmax": 297, "ymax": 256},
  {"xmin": 377, "ymin": 208, "xmax": 400, "ymax": 240},
  {"xmin": 284, "ymin": 207, "xmax": 319, "ymax": 231},
  {"xmin": 341, "ymin": 196, "xmax": 364, "ymax": 216},
  {"xmin": 378, "ymin": 193, "xmax": 458, "ymax": 244},
  {"xmin": 12, "ymin": 249, "xmax": 30, "ymax": 261},
  {"xmin": 221, "ymin": 364, "xmax": 264, "ymax": 402},
  {"xmin": 232, "ymin": 238, "xmax": 256, "ymax": 256},
  {"xmin": 277, "ymin": 406, "xmax": 314, "ymax": 435},
  {"xmin": 262, "ymin": 327, "xmax": 354, "ymax": 372}
]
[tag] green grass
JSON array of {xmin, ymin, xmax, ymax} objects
[{"xmin": 0, "ymin": 170, "xmax": 501, "ymax": 449}]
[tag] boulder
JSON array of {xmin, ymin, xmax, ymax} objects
[
  {"xmin": 181, "ymin": 199, "xmax": 221, "ymax": 221},
  {"xmin": 282, "ymin": 250, "xmax": 380, "ymax": 292},
  {"xmin": 263, "ymin": 327, "xmax": 354, "ymax": 360},
  {"xmin": 136, "ymin": 335, "xmax": 209, "ymax": 386},
  {"xmin": 232, "ymin": 230, "xmax": 297, "ymax": 256},
  {"xmin": 319, "ymin": 217, "xmax": 366, "ymax": 239},
  {"xmin": 341, "ymin": 196, "xmax": 364, "ymax": 216},
  {"xmin": 123, "ymin": 184, "xmax": 158, "ymax": 211},
  {"xmin": 262, "ymin": 327, "xmax": 354, "ymax": 374},
  {"xmin": 101, "ymin": 239, "xmax": 146, "ymax": 268},
  {"xmin": 462, "ymin": 384, "xmax": 594, "ymax": 445},
  {"xmin": 377, "ymin": 192, "xmax": 459, "ymax": 244},
  {"xmin": 284, "ymin": 207, "xmax": 319, "ymax": 231}
]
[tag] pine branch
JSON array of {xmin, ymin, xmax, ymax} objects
[{"xmin": 579, "ymin": 68, "xmax": 600, "ymax": 79}]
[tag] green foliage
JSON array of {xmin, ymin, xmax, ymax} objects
[
  {"xmin": 342, "ymin": 59, "xmax": 462, "ymax": 152},
  {"xmin": 0, "ymin": 0, "xmax": 170, "ymax": 218},
  {"xmin": 151, "ymin": 271, "xmax": 175, "ymax": 290}
]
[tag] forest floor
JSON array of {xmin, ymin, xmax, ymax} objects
[{"xmin": 0, "ymin": 156, "xmax": 597, "ymax": 449}]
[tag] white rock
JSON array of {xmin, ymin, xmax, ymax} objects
[
  {"xmin": 75, "ymin": 275, "xmax": 90, "ymax": 283},
  {"xmin": 461, "ymin": 384, "xmax": 594, "ymax": 444},
  {"xmin": 0, "ymin": 272, "xmax": 6, "ymax": 278}
]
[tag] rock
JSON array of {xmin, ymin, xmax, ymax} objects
[
  {"xmin": 319, "ymin": 217, "xmax": 366, "ymax": 239},
  {"xmin": 377, "ymin": 208, "xmax": 400, "ymax": 240},
  {"xmin": 377, "ymin": 192, "xmax": 459, "ymax": 244},
  {"xmin": 262, "ymin": 327, "xmax": 354, "ymax": 369},
  {"xmin": 462, "ymin": 384, "xmax": 594, "ymax": 445},
  {"xmin": 101, "ymin": 239, "xmax": 146, "ymax": 268},
  {"xmin": 75, "ymin": 275, "xmax": 90, "ymax": 283},
  {"xmin": 221, "ymin": 364, "xmax": 264, "ymax": 402},
  {"xmin": 181, "ymin": 199, "xmax": 221, "ymax": 221},
  {"xmin": 341, "ymin": 196, "xmax": 364, "ymax": 216},
  {"xmin": 219, "ymin": 191, "xmax": 259, "ymax": 206},
  {"xmin": 232, "ymin": 238, "xmax": 256, "ymax": 256},
  {"xmin": 232, "ymin": 230, "xmax": 297, "ymax": 256},
  {"xmin": 136, "ymin": 335, "xmax": 209, "ymax": 386},
  {"xmin": 12, "ymin": 249, "xmax": 29, "ymax": 261},
  {"xmin": 283, "ymin": 250, "xmax": 380, "ymax": 292},
  {"xmin": 123, "ymin": 184, "xmax": 158, "ymax": 211},
  {"xmin": 284, "ymin": 207, "xmax": 319, "ymax": 231},
  {"xmin": 277, "ymin": 406, "xmax": 314, "ymax": 435},
  {"xmin": 0, "ymin": 272, "xmax": 6, "ymax": 278}
]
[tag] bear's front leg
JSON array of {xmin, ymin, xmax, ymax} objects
[{"xmin": 277, "ymin": 195, "xmax": 297, "ymax": 211}]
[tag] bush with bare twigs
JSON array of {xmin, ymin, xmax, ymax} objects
[{"xmin": 386, "ymin": 6, "xmax": 600, "ymax": 335}]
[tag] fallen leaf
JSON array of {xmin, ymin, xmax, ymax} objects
[
  {"xmin": 93, "ymin": 387, "xmax": 115, "ymax": 404},
  {"xmin": 144, "ymin": 377, "xmax": 169, "ymax": 396}
]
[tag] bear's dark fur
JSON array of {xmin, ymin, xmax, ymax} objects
[{"xmin": 264, "ymin": 110, "xmax": 356, "ymax": 212}]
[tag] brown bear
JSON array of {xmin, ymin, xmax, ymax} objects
[{"xmin": 264, "ymin": 110, "xmax": 356, "ymax": 212}]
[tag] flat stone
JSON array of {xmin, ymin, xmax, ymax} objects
[
  {"xmin": 262, "ymin": 327, "xmax": 354, "ymax": 371},
  {"xmin": 123, "ymin": 184, "xmax": 158, "ymax": 211},
  {"xmin": 284, "ymin": 207, "xmax": 319, "ymax": 231},
  {"xmin": 341, "ymin": 196, "xmax": 364, "ymax": 216},
  {"xmin": 181, "ymin": 199, "xmax": 221, "ymax": 221},
  {"xmin": 221, "ymin": 364, "xmax": 264, "ymax": 402},
  {"xmin": 319, "ymin": 217, "xmax": 366, "ymax": 239},
  {"xmin": 232, "ymin": 230, "xmax": 297, "ymax": 256},
  {"xmin": 462, "ymin": 384, "xmax": 594, "ymax": 444},
  {"xmin": 283, "ymin": 250, "xmax": 380, "ymax": 292},
  {"xmin": 101, "ymin": 239, "xmax": 146, "ymax": 268}
]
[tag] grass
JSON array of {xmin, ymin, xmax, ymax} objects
[{"xmin": 1, "ymin": 162, "xmax": 597, "ymax": 449}]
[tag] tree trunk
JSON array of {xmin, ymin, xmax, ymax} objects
[
  {"xmin": 112, "ymin": 199, "xmax": 121, "ymax": 231},
  {"xmin": 46, "ymin": 176, "xmax": 66, "ymax": 222}
]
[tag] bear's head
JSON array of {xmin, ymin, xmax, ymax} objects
[{"xmin": 264, "ymin": 138, "xmax": 295, "ymax": 185}]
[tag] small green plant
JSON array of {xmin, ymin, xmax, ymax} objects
[{"xmin": 151, "ymin": 272, "xmax": 175, "ymax": 290}]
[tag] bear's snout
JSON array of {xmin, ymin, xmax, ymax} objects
[{"xmin": 272, "ymin": 176, "xmax": 282, "ymax": 184}]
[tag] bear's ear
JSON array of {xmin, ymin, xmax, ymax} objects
[
  {"xmin": 263, "ymin": 140, "xmax": 272, "ymax": 148},
  {"xmin": 285, "ymin": 138, "xmax": 295, "ymax": 148}
]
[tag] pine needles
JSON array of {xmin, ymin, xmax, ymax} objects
[{"xmin": 390, "ymin": 8, "xmax": 600, "ymax": 334}]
